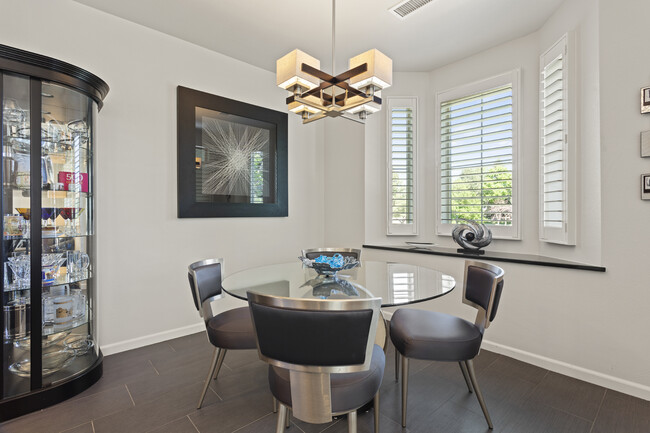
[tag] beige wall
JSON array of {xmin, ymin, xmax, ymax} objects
[{"xmin": 0, "ymin": 0, "xmax": 325, "ymax": 352}]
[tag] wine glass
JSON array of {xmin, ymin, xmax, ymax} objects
[
  {"xmin": 15, "ymin": 208, "xmax": 30, "ymax": 236},
  {"xmin": 59, "ymin": 207, "xmax": 82, "ymax": 235},
  {"xmin": 41, "ymin": 207, "xmax": 56, "ymax": 231},
  {"xmin": 59, "ymin": 208, "xmax": 72, "ymax": 235}
]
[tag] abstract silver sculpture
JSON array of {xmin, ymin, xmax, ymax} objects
[{"xmin": 452, "ymin": 219, "xmax": 492, "ymax": 254}]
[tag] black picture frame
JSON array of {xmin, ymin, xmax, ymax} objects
[{"xmin": 177, "ymin": 86, "xmax": 288, "ymax": 218}]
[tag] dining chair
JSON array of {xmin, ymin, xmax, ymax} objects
[
  {"xmin": 188, "ymin": 258, "xmax": 257, "ymax": 409},
  {"xmin": 301, "ymin": 247, "xmax": 361, "ymax": 260},
  {"xmin": 247, "ymin": 292, "xmax": 385, "ymax": 433},
  {"xmin": 389, "ymin": 260, "xmax": 505, "ymax": 429}
]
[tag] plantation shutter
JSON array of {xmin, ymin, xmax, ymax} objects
[
  {"xmin": 440, "ymin": 85, "xmax": 514, "ymax": 227},
  {"xmin": 539, "ymin": 34, "xmax": 575, "ymax": 245},
  {"xmin": 387, "ymin": 97, "xmax": 417, "ymax": 235}
]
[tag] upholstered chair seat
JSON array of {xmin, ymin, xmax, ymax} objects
[
  {"xmin": 390, "ymin": 309, "xmax": 483, "ymax": 361},
  {"xmin": 205, "ymin": 307, "xmax": 257, "ymax": 349}
]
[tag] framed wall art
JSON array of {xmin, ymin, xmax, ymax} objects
[
  {"xmin": 642, "ymin": 86, "xmax": 650, "ymax": 114},
  {"xmin": 177, "ymin": 86, "xmax": 288, "ymax": 218}
]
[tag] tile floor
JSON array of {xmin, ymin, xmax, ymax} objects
[{"xmin": 1, "ymin": 332, "xmax": 648, "ymax": 433}]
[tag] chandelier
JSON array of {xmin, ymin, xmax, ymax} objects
[{"xmin": 276, "ymin": 0, "xmax": 392, "ymax": 124}]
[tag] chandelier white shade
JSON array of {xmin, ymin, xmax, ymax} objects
[
  {"xmin": 276, "ymin": 49, "xmax": 321, "ymax": 91},
  {"xmin": 349, "ymin": 49, "xmax": 393, "ymax": 91},
  {"xmin": 276, "ymin": 1, "xmax": 392, "ymax": 124}
]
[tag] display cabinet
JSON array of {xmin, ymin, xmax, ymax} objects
[{"xmin": 0, "ymin": 45, "xmax": 108, "ymax": 420}]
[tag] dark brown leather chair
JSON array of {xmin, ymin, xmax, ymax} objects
[
  {"xmin": 389, "ymin": 260, "xmax": 505, "ymax": 429},
  {"xmin": 247, "ymin": 292, "xmax": 384, "ymax": 433},
  {"xmin": 301, "ymin": 247, "xmax": 361, "ymax": 260},
  {"xmin": 188, "ymin": 258, "xmax": 257, "ymax": 409}
]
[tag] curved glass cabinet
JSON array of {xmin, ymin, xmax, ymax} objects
[{"xmin": 0, "ymin": 45, "xmax": 108, "ymax": 420}]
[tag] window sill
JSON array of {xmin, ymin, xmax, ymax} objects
[{"xmin": 362, "ymin": 244, "xmax": 605, "ymax": 272}]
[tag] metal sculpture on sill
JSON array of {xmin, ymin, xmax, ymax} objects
[{"xmin": 452, "ymin": 219, "xmax": 493, "ymax": 255}]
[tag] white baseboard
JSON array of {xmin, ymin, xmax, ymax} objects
[
  {"xmin": 101, "ymin": 322, "xmax": 205, "ymax": 356},
  {"xmin": 482, "ymin": 340, "xmax": 650, "ymax": 401}
]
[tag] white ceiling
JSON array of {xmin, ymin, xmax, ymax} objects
[{"xmin": 74, "ymin": 0, "xmax": 565, "ymax": 73}]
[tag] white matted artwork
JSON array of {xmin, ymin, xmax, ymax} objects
[
  {"xmin": 642, "ymin": 174, "xmax": 650, "ymax": 200},
  {"xmin": 642, "ymin": 130, "xmax": 650, "ymax": 157},
  {"xmin": 642, "ymin": 87, "xmax": 650, "ymax": 114}
]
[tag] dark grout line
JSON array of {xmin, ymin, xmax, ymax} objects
[
  {"xmin": 588, "ymin": 388, "xmax": 608, "ymax": 433},
  {"xmin": 187, "ymin": 414, "xmax": 200, "ymax": 433},
  {"xmin": 230, "ymin": 412, "xmax": 274, "ymax": 433},
  {"xmin": 148, "ymin": 359, "xmax": 161, "ymax": 376},
  {"xmin": 125, "ymin": 384, "xmax": 136, "ymax": 406}
]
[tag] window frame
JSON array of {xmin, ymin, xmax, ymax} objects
[
  {"xmin": 539, "ymin": 33, "xmax": 576, "ymax": 245},
  {"xmin": 434, "ymin": 70, "xmax": 521, "ymax": 239},
  {"xmin": 386, "ymin": 96, "xmax": 418, "ymax": 236}
]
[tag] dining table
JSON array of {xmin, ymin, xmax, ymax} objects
[{"xmin": 221, "ymin": 260, "xmax": 457, "ymax": 348}]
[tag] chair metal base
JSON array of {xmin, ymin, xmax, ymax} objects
[
  {"xmin": 398, "ymin": 354, "xmax": 493, "ymax": 430},
  {"xmin": 274, "ymin": 392, "xmax": 380, "ymax": 433},
  {"xmin": 197, "ymin": 347, "xmax": 227, "ymax": 409}
]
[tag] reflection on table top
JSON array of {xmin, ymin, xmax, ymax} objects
[{"xmin": 221, "ymin": 261, "xmax": 456, "ymax": 307}]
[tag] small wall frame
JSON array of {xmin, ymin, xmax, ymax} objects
[
  {"xmin": 642, "ymin": 87, "xmax": 650, "ymax": 114},
  {"xmin": 642, "ymin": 174, "xmax": 650, "ymax": 200},
  {"xmin": 642, "ymin": 130, "xmax": 650, "ymax": 157},
  {"xmin": 177, "ymin": 86, "xmax": 288, "ymax": 218}
]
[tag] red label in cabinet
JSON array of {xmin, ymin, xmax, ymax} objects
[{"xmin": 58, "ymin": 171, "xmax": 89, "ymax": 193}]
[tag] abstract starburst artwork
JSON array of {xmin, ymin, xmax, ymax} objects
[
  {"xmin": 177, "ymin": 86, "xmax": 287, "ymax": 218},
  {"xmin": 200, "ymin": 117, "xmax": 269, "ymax": 197}
]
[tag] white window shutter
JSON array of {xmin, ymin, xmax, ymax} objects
[
  {"xmin": 387, "ymin": 97, "xmax": 417, "ymax": 235},
  {"xmin": 539, "ymin": 34, "xmax": 576, "ymax": 245}
]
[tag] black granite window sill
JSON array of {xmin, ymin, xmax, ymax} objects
[{"xmin": 362, "ymin": 244, "xmax": 606, "ymax": 272}]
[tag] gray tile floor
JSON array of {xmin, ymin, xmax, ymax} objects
[{"xmin": 2, "ymin": 332, "xmax": 649, "ymax": 433}]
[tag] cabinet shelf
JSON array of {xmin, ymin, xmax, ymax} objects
[
  {"xmin": 3, "ymin": 270, "xmax": 91, "ymax": 293},
  {"xmin": 3, "ymin": 233, "xmax": 93, "ymax": 241}
]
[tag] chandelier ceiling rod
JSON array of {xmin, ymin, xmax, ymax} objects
[{"xmin": 332, "ymin": 0, "xmax": 336, "ymax": 77}]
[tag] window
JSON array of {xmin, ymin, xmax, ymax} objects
[
  {"xmin": 436, "ymin": 71, "xmax": 520, "ymax": 238},
  {"xmin": 387, "ymin": 97, "xmax": 417, "ymax": 235},
  {"xmin": 539, "ymin": 34, "xmax": 576, "ymax": 245}
]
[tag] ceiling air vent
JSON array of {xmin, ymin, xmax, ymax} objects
[{"xmin": 389, "ymin": 0, "xmax": 433, "ymax": 19}]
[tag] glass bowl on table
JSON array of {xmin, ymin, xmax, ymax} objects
[{"xmin": 299, "ymin": 253, "xmax": 360, "ymax": 277}]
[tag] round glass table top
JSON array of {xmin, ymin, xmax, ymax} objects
[{"xmin": 221, "ymin": 260, "xmax": 456, "ymax": 307}]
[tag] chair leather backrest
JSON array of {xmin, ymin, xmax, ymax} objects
[
  {"xmin": 464, "ymin": 265, "xmax": 497, "ymax": 312},
  {"xmin": 188, "ymin": 272, "xmax": 200, "ymax": 311},
  {"xmin": 248, "ymin": 292, "xmax": 380, "ymax": 373},
  {"xmin": 463, "ymin": 262, "xmax": 505, "ymax": 326},
  {"xmin": 249, "ymin": 303, "xmax": 372, "ymax": 366},
  {"xmin": 188, "ymin": 261, "xmax": 222, "ymax": 309},
  {"xmin": 489, "ymin": 280, "xmax": 504, "ymax": 322}
]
